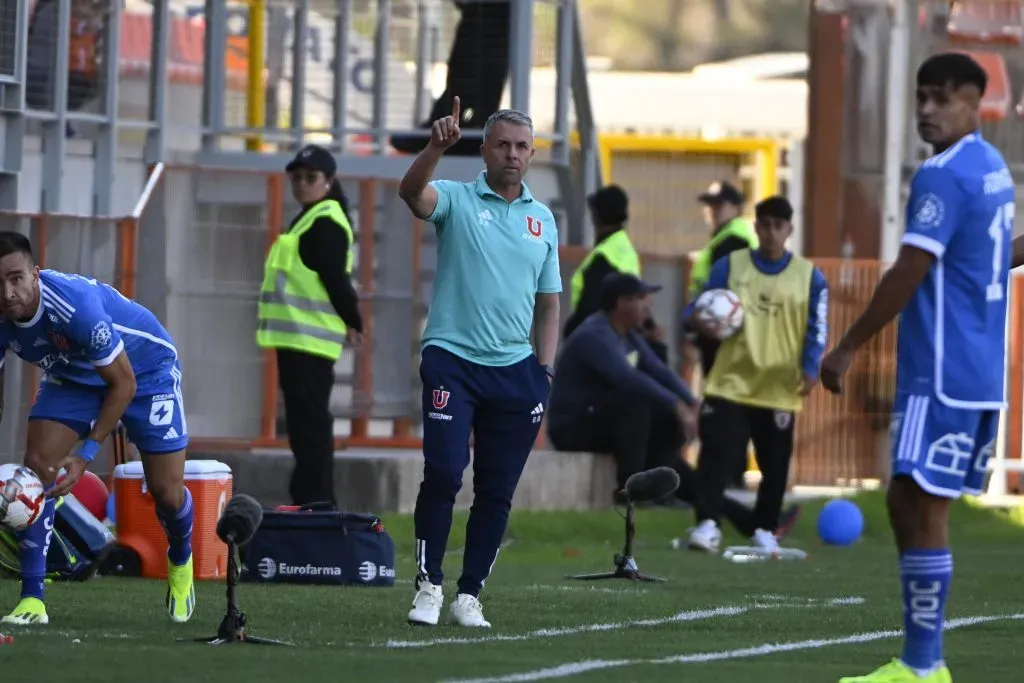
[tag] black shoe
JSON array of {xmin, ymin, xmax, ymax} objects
[
  {"xmin": 390, "ymin": 126, "xmax": 484, "ymax": 157},
  {"xmin": 775, "ymin": 504, "xmax": 801, "ymax": 540},
  {"xmin": 390, "ymin": 128, "xmax": 431, "ymax": 154}
]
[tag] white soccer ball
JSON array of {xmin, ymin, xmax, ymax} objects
[
  {"xmin": 0, "ymin": 464, "xmax": 45, "ymax": 532},
  {"xmin": 694, "ymin": 288, "xmax": 744, "ymax": 340}
]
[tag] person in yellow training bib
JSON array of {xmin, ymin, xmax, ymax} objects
[
  {"xmin": 684, "ymin": 181, "xmax": 759, "ymax": 487},
  {"xmin": 257, "ymin": 144, "xmax": 364, "ymax": 506},
  {"xmin": 682, "ymin": 195, "xmax": 829, "ymax": 555},
  {"xmin": 563, "ymin": 185, "xmax": 641, "ymax": 340}
]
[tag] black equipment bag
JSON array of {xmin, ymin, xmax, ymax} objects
[
  {"xmin": 0, "ymin": 493, "xmax": 115, "ymax": 582},
  {"xmin": 241, "ymin": 502, "xmax": 396, "ymax": 587}
]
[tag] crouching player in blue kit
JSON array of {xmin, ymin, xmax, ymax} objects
[
  {"xmin": 0, "ymin": 232, "xmax": 195, "ymax": 626},
  {"xmin": 821, "ymin": 54, "xmax": 1014, "ymax": 682}
]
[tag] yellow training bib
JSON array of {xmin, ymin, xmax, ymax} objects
[{"xmin": 704, "ymin": 250, "xmax": 813, "ymax": 412}]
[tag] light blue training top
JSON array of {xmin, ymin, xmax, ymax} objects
[{"xmin": 421, "ymin": 171, "xmax": 562, "ymax": 367}]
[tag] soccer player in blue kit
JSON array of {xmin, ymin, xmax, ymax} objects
[
  {"xmin": 821, "ymin": 53, "xmax": 1014, "ymax": 683},
  {"xmin": 0, "ymin": 232, "xmax": 195, "ymax": 626}
]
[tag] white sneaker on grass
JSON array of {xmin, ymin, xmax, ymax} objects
[
  {"xmin": 687, "ymin": 519, "xmax": 722, "ymax": 553},
  {"xmin": 449, "ymin": 593, "xmax": 491, "ymax": 628},
  {"xmin": 407, "ymin": 580, "xmax": 443, "ymax": 626}
]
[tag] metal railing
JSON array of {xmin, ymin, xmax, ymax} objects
[{"xmin": 0, "ymin": 164, "xmax": 164, "ymax": 465}]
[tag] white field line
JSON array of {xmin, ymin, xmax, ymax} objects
[
  {"xmin": 17, "ymin": 630, "xmax": 138, "ymax": 641},
  {"xmin": 441, "ymin": 612, "xmax": 1024, "ymax": 683},
  {"xmin": 394, "ymin": 582, "xmax": 639, "ymax": 595},
  {"xmin": 379, "ymin": 595, "xmax": 864, "ymax": 650}
]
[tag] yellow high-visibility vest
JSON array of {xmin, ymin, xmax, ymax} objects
[
  {"xmin": 688, "ymin": 218, "xmax": 758, "ymax": 298},
  {"xmin": 704, "ymin": 250, "xmax": 813, "ymax": 412},
  {"xmin": 256, "ymin": 198, "xmax": 354, "ymax": 360},
  {"xmin": 570, "ymin": 230, "xmax": 641, "ymax": 309}
]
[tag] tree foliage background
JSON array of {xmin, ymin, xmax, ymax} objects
[{"xmin": 578, "ymin": 0, "xmax": 810, "ymax": 71}]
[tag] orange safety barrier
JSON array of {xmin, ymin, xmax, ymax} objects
[
  {"xmin": 0, "ymin": 210, "xmax": 141, "ymax": 418},
  {"xmin": 192, "ymin": 173, "xmax": 1023, "ymax": 489},
  {"xmin": 554, "ymin": 250, "xmax": 898, "ymax": 487},
  {"xmin": 18, "ymin": 164, "xmax": 1016, "ymax": 492},
  {"xmin": 237, "ymin": 171, "xmax": 425, "ymax": 452},
  {"xmin": 956, "ymin": 50, "xmax": 1011, "ymax": 121},
  {"xmin": 946, "ymin": 0, "xmax": 1024, "ymax": 46}
]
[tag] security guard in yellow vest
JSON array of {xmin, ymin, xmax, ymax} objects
[
  {"xmin": 682, "ymin": 196, "xmax": 828, "ymax": 554},
  {"xmin": 563, "ymin": 185, "xmax": 642, "ymax": 340},
  {"xmin": 257, "ymin": 145, "xmax": 363, "ymax": 506},
  {"xmin": 685, "ymin": 181, "xmax": 759, "ymax": 370}
]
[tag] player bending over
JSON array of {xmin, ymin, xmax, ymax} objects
[
  {"xmin": 821, "ymin": 53, "xmax": 1013, "ymax": 683},
  {"xmin": 0, "ymin": 232, "xmax": 195, "ymax": 626}
]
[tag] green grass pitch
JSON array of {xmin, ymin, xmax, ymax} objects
[{"xmin": 1, "ymin": 492, "xmax": 1021, "ymax": 683}]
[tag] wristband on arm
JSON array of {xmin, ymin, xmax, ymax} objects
[{"xmin": 77, "ymin": 439, "xmax": 102, "ymax": 463}]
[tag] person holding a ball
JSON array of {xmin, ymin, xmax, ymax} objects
[{"xmin": 682, "ymin": 196, "xmax": 829, "ymax": 555}]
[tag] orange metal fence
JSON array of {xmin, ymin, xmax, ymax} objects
[
  {"xmin": 11, "ymin": 164, "xmax": 1023, "ymax": 490},
  {"xmin": 555, "ymin": 251, "xmax": 903, "ymax": 487},
  {"xmin": 0, "ymin": 211, "xmax": 141, "ymax": 434},
  {"xmin": 0, "ymin": 212, "xmax": 139, "ymax": 297},
  {"xmin": 241, "ymin": 172, "xmax": 426, "ymax": 451}
]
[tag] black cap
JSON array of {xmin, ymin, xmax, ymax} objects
[
  {"xmin": 698, "ymin": 180, "xmax": 744, "ymax": 206},
  {"xmin": 587, "ymin": 184, "xmax": 629, "ymax": 224},
  {"xmin": 600, "ymin": 273, "xmax": 662, "ymax": 311},
  {"xmin": 286, "ymin": 144, "xmax": 337, "ymax": 176}
]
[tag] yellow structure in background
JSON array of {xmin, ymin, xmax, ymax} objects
[
  {"xmin": 597, "ymin": 135, "xmax": 778, "ymax": 202},
  {"xmin": 595, "ymin": 134, "xmax": 779, "ymax": 256},
  {"xmin": 246, "ymin": 0, "xmax": 266, "ymax": 152}
]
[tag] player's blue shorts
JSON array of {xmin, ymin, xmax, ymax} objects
[
  {"xmin": 890, "ymin": 391, "xmax": 998, "ymax": 499},
  {"xmin": 29, "ymin": 362, "xmax": 189, "ymax": 454}
]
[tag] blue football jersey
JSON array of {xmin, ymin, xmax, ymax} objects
[
  {"xmin": 898, "ymin": 132, "xmax": 1015, "ymax": 409},
  {"xmin": 0, "ymin": 270, "xmax": 178, "ymax": 394}
]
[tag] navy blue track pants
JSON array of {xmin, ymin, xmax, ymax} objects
[{"xmin": 413, "ymin": 344, "xmax": 549, "ymax": 597}]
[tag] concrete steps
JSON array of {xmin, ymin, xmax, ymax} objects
[{"xmin": 187, "ymin": 447, "xmax": 618, "ymax": 514}]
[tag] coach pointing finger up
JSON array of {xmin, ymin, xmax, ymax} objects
[{"xmin": 398, "ymin": 102, "xmax": 562, "ymax": 629}]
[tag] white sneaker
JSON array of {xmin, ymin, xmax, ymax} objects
[
  {"xmin": 449, "ymin": 593, "xmax": 491, "ymax": 628},
  {"xmin": 407, "ymin": 580, "xmax": 443, "ymax": 626},
  {"xmin": 751, "ymin": 528, "xmax": 781, "ymax": 556},
  {"xmin": 687, "ymin": 519, "xmax": 722, "ymax": 553}
]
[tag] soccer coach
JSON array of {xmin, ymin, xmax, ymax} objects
[{"xmin": 398, "ymin": 96, "xmax": 562, "ymax": 628}]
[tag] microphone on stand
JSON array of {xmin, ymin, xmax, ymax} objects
[
  {"xmin": 568, "ymin": 466, "xmax": 681, "ymax": 583},
  {"xmin": 623, "ymin": 467, "xmax": 681, "ymax": 504},
  {"xmin": 216, "ymin": 494, "xmax": 263, "ymax": 545},
  {"xmin": 185, "ymin": 494, "xmax": 291, "ymax": 647}
]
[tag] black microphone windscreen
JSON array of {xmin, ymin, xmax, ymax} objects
[
  {"xmin": 623, "ymin": 466, "xmax": 680, "ymax": 502},
  {"xmin": 216, "ymin": 494, "xmax": 264, "ymax": 545}
]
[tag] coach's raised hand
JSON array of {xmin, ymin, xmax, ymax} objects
[
  {"xmin": 429, "ymin": 96, "xmax": 462, "ymax": 149},
  {"xmin": 399, "ymin": 96, "xmax": 464, "ymax": 220}
]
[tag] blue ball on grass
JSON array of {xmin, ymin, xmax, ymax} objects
[{"xmin": 816, "ymin": 498, "xmax": 864, "ymax": 546}]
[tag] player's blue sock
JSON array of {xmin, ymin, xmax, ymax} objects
[
  {"xmin": 17, "ymin": 488, "xmax": 56, "ymax": 601},
  {"xmin": 156, "ymin": 488, "xmax": 193, "ymax": 566},
  {"xmin": 900, "ymin": 548, "xmax": 953, "ymax": 672}
]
